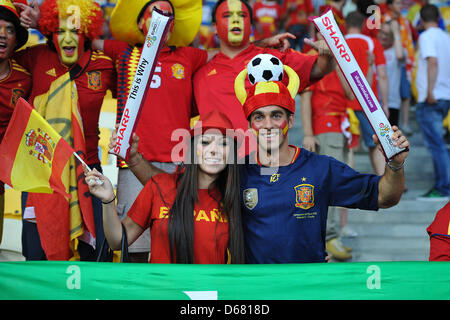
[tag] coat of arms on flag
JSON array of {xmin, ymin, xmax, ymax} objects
[
  {"xmin": 25, "ymin": 128, "xmax": 55, "ymax": 167},
  {"xmin": 0, "ymin": 98, "xmax": 73, "ymax": 198},
  {"xmin": 294, "ymin": 184, "xmax": 315, "ymax": 210}
]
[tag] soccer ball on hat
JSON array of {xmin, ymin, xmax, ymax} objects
[{"xmin": 247, "ymin": 53, "xmax": 283, "ymax": 85}]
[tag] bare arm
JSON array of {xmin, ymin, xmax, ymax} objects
[
  {"xmin": 109, "ymin": 127, "xmax": 163, "ymax": 185},
  {"xmin": 374, "ymin": 126, "xmax": 410, "ymax": 208},
  {"xmin": 376, "ymin": 65, "xmax": 389, "ymax": 116},
  {"xmin": 300, "ymin": 90, "xmax": 319, "ymax": 152},
  {"xmin": 366, "ymin": 51, "xmax": 375, "ymax": 87},
  {"xmin": 84, "ymin": 168, "xmax": 145, "ymax": 250},
  {"xmin": 305, "ymin": 38, "xmax": 336, "ymax": 81},
  {"xmin": 336, "ymin": 66, "xmax": 354, "ymax": 100},
  {"xmin": 253, "ymin": 32, "xmax": 296, "ymax": 52},
  {"xmin": 426, "ymin": 56, "xmax": 438, "ymax": 104},
  {"xmin": 14, "ymin": 0, "xmax": 40, "ymax": 29},
  {"xmin": 391, "ymin": 20, "xmax": 405, "ymax": 62}
]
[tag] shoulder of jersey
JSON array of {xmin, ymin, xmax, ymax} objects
[
  {"xmin": 92, "ymin": 50, "xmax": 113, "ymax": 62},
  {"xmin": 10, "ymin": 59, "xmax": 30, "ymax": 75}
]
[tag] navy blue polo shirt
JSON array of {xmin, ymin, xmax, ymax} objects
[{"xmin": 240, "ymin": 147, "xmax": 380, "ymax": 264}]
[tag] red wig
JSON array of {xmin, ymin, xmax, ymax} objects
[{"xmin": 38, "ymin": 0, "xmax": 104, "ymax": 40}]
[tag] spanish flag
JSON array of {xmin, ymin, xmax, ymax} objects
[
  {"xmin": 23, "ymin": 66, "xmax": 96, "ymax": 261},
  {"xmin": 0, "ymin": 98, "xmax": 73, "ymax": 198}
]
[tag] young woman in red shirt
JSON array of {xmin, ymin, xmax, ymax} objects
[{"xmin": 84, "ymin": 110, "xmax": 245, "ymax": 264}]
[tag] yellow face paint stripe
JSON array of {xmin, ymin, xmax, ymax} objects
[{"xmin": 226, "ymin": 0, "xmax": 244, "ymax": 43}]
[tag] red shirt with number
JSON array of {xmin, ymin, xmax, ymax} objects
[
  {"xmin": 14, "ymin": 44, "xmax": 116, "ymax": 165},
  {"xmin": 127, "ymin": 172, "xmax": 229, "ymax": 264},
  {"xmin": 103, "ymin": 40, "xmax": 208, "ymax": 165}
]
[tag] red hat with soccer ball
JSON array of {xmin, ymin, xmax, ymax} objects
[{"xmin": 234, "ymin": 53, "xmax": 300, "ymax": 119}]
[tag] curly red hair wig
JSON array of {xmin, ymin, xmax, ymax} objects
[{"xmin": 38, "ymin": 0, "xmax": 104, "ymax": 40}]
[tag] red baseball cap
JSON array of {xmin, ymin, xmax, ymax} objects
[{"xmin": 190, "ymin": 110, "xmax": 242, "ymax": 143}]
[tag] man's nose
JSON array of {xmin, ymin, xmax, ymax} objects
[
  {"xmin": 261, "ymin": 117, "xmax": 275, "ymax": 129},
  {"xmin": 62, "ymin": 31, "xmax": 73, "ymax": 42},
  {"xmin": 231, "ymin": 12, "xmax": 241, "ymax": 23}
]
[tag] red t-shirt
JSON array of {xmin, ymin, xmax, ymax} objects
[
  {"xmin": 344, "ymin": 34, "xmax": 386, "ymax": 111},
  {"xmin": 253, "ymin": 0, "xmax": 282, "ymax": 40},
  {"xmin": 14, "ymin": 45, "xmax": 116, "ymax": 165},
  {"xmin": 0, "ymin": 59, "xmax": 31, "ymax": 142},
  {"xmin": 103, "ymin": 41, "xmax": 208, "ymax": 163},
  {"xmin": 282, "ymin": 0, "xmax": 314, "ymax": 29},
  {"xmin": 193, "ymin": 44, "xmax": 318, "ymax": 132},
  {"xmin": 310, "ymin": 70, "xmax": 347, "ymax": 135},
  {"xmin": 427, "ymin": 202, "xmax": 450, "ymax": 262},
  {"xmin": 128, "ymin": 172, "xmax": 229, "ymax": 264}
]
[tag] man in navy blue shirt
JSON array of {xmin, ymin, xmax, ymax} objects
[{"xmin": 234, "ymin": 56, "xmax": 410, "ymax": 263}]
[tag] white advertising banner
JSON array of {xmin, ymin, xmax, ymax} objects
[
  {"xmin": 111, "ymin": 8, "xmax": 174, "ymax": 160},
  {"xmin": 311, "ymin": 9, "xmax": 406, "ymax": 160}
]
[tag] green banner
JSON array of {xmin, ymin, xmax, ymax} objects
[{"xmin": 0, "ymin": 261, "xmax": 449, "ymax": 300}]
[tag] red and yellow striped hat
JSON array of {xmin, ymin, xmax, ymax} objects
[{"xmin": 234, "ymin": 63, "xmax": 300, "ymax": 119}]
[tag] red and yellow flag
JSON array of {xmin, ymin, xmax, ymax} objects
[
  {"xmin": 0, "ymin": 98, "xmax": 73, "ymax": 198},
  {"xmin": 25, "ymin": 66, "xmax": 95, "ymax": 261}
]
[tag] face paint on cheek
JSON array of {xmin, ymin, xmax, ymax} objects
[
  {"xmin": 280, "ymin": 120, "xmax": 289, "ymax": 137},
  {"xmin": 251, "ymin": 122, "xmax": 260, "ymax": 136},
  {"xmin": 140, "ymin": 9, "xmax": 152, "ymax": 35},
  {"xmin": 52, "ymin": 32, "xmax": 63, "ymax": 59},
  {"xmin": 142, "ymin": 3, "xmax": 174, "ymax": 39},
  {"xmin": 53, "ymin": 32, "xmax": 84, "ymax": 66},
  {"xmin": 216, "ymin": 0, "xmax": 251, "ymax": 47}
]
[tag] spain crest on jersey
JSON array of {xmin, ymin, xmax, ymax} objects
[
  {"xmin": 243, "ymin": 188, "xmax": 258, "ymax": 210},
  {"xmin": 171, "ymin": 63, "xmax": 185, "ymax": 80},
  {"xmin": 11, "ymin": 88, "xmax": 24, "ymax": 107},
  {"xmin": 294, "ymin": 184, "xmax": 315, "ymax": 210},
  {"xmin": 86, "ymin": 71, "xmax": 102, "ymax": 90}
]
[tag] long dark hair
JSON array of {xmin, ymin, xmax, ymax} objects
[{"xmin": 166, "ymin": 136, "xmax": 245, "ymax": 264}]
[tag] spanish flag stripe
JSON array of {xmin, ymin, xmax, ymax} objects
[
  {"xmin": 10, "ymin": 108, "xmax": 53, "ymax": 192},
  {"xmin": 48, "ymin": 138, "xmax": 72, "ymax": 196},
  {"xmin": 0, "ymin": 98, "xmax": 32, "ymax": 187},
  {"xmin": 290, "ymin": 146, "xmax": 300, "ymax": 164},
  {"xmin": 0, "ymin": 98, "xmax": 73, "ymax": 199}
]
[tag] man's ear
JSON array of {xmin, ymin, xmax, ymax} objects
[
  {"xmin": 288, "ymin": 113, "xmax": 295, "ymax": 129},
  {"xmin": 212, "ymin": 22, "xmax": 217, "ymax": 35},
  {"xmin": 138, "ymin": 18, "xmax": 144, "ymax": 32}
]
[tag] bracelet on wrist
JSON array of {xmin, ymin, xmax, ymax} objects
[
  {"xmin": 102, "ymin": 194, "xmax": 116, "ymax": 205},
  {"xmin": 387, "ymin": 159, "xmax": 405, "ymax": 172}
]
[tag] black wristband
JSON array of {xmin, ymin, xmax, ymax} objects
[{"xmin": 102, "ymin": 194, "xmax": 116, "ymax": 205}]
